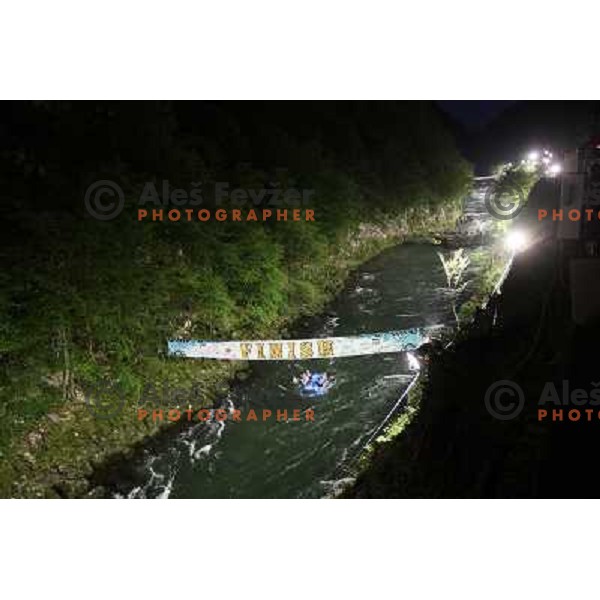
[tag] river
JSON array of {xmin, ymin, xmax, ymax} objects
[{"xmin": 102, "ymin": 185, "xmax": 500, "ymax": 499}]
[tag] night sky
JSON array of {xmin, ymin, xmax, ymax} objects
[{"xmin": 438, "ymin": 101, "xmax": 516, "ymax": 129}]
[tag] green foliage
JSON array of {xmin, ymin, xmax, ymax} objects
[
  {"xmin": 437, "ymin": 248, "xmax": 470, "ymax": 290},
  {"xmin": 0, "ymin": 101, "xmax": 473, "ymax": 494}
]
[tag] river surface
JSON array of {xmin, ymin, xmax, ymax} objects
[{"xmin": 108, "ymin": 186, "xmax": 500, "ymax": 499}]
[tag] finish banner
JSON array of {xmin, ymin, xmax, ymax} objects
[{"xmin": 168, "ymin": 328, "xmax": 431, "ymax": 361}]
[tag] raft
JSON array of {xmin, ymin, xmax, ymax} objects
[{"xmin": 297, "ymin": 373, "xmax": 335, "ymax": 398}]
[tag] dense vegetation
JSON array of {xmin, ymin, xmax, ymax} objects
[{"xmin": 0, "ymin": 101, "xmax": 471, "ymax": 496}]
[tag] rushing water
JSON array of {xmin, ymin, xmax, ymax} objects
[{"xmin": 107, "ymin": 187, "xmax": 499, "ymax": 499}]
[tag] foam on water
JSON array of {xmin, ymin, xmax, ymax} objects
[{"xmin": 110, "ymin": 186, "xmax": 500, "ymax": 499}]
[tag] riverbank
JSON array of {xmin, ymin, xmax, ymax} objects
[
  {"xmin": 0, "ymin": 202, "xmax": 462, "ymax": 498},
  {"xmin": 1, "ymin": 101, "xmax": 474, "ymax": 498},
  {"xmin": 346, "ymin": 240, "xmax": 558, "ymax": 497},
  {"xmin": 345, "ymin": 179, "xmax": 564, "ymax": 498}
]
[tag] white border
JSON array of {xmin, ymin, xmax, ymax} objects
[
  {"xmin": 1, "ymin": 500, "xmax": 598, "ymax": 599},
  {"xmin": 2, "ymin": 1, "xmax": 598, "ymax": 99}
]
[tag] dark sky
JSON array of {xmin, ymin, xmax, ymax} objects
[{"xmin": 437, "ymin": 101, "xmax": 516, "ymax": 129}]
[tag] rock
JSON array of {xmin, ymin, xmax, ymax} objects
[
  {"xmin": 47, "ymin": 413, "xmax": 61, "ymax": 424},
  {"xmin": 41, "ymin": 372, "xmax": 67, "ymax": 388},
  {"xmin": 26, "ymin": 431, "xmax": 43, "ymax": 449},
  {"xmin": 22, "ymin": 451, "xmax": 36, "ymax": 465}
]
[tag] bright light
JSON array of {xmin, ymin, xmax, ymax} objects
[
  {"xmin": 549, "ymin": 163, "xmax": 562, "ymax": 175},
  {"xmin": 528, "ymin": 150, "xmax": 540, "ymax": 161},
  {"xmin": 505, "ymin": 230, "xmax": 528, "ymax": 253},
  {"xmin": 542, "ymin": 156, "xmax": 551, "ymax": 165},
  {"xmin": 406, "ymin": 352, "xmax": 421, "ymax": 372}
]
